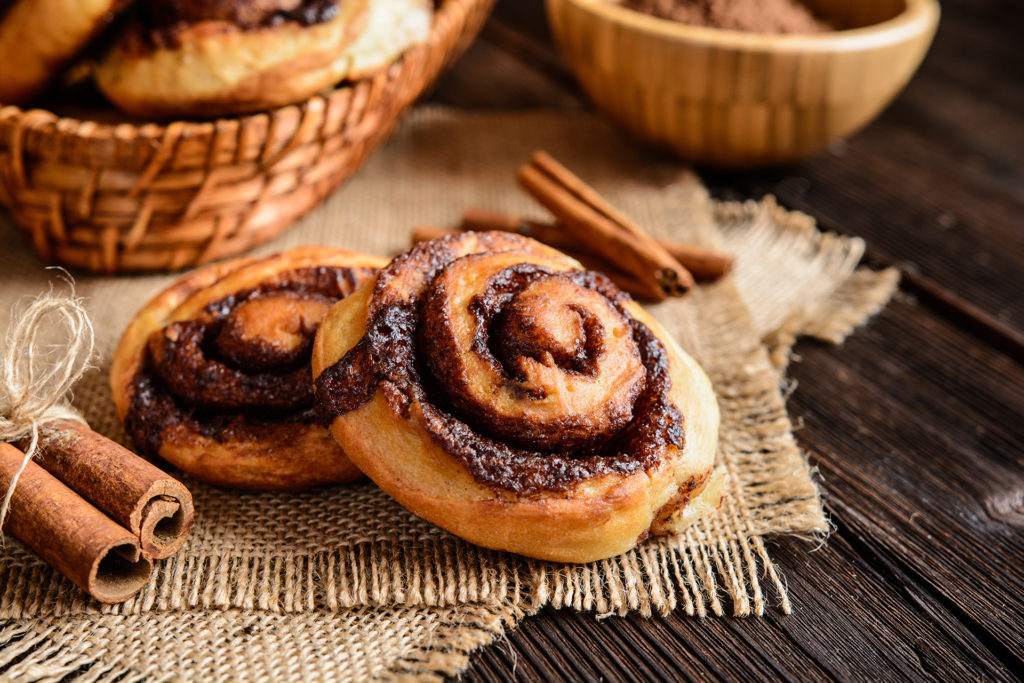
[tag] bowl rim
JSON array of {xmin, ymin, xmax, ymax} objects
[{"xmin": 556, "ymin": 0, "xmax": 940, "ymax": 51}]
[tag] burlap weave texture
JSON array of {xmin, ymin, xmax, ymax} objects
[{"xmin": 0, "ymin": 108, "xmax": 896, "ymax": 679}]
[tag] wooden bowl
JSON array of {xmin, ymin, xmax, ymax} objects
[
  {"xmin": 545, "ymin": 0, "xmax": 939, "ymax": 167},
  {"xmin": 0, "ymin": 0, "xmax": 494, "ymax": 273}
]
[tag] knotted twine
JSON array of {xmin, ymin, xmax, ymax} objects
[{"xmin": 0, "ymin": 278, "xmax": 94, "ymax": 536}]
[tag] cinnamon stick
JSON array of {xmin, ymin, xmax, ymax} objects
[
  {"xmin": 656, "ymin": 243, "xmax": 735, "ymax": 283},
  {"xmin": 516, "ymin": 165, "xmax": 671, "ymax": 299},
  {"xmin": 412, "ymin": 225, "xmax": 458, "ymax": 244},
  {"xmin": 518, "ymin": 152, "xmax": 695, "ymax": 296},
  {"xmin": 461, "ymin": 208, "xmax": 734, "ymax": 283},
  {"xmin": 1, "ymin": 441, "xmax": 154, "ymax": 603},
  {"xmin": 27, "ymin": 420, "xmax": 194, "ymax": 559},
  {"xmin": 459, "ymin": 208, "xmax": 524, "ymax": 234},
  {"xmin": 461, "ymin": 208, "xmax": 581, "ymax": 253},
  {"xmin": 411, "ymin": 225, "xmax": 664, "ymax": 299},
  {"xmin": 563, "ymin": 249, "xmax": 663, "ymax": 299}
]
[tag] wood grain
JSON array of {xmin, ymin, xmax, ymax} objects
[
  {"xmin": 467, "ymin": 528, "xmax": 1016, "ymax": 680},
  {"xmin": 423, "ymin": 0, "xmax": 1024, "ymax": 679},
  {"xmin": 700, "ymin": 1, "xmax": 1024, "ymax": 334},
  {"xmin": 463, "ymin": 299, "xmax": 1024, "ymax": 681},
  {"xmin": 545, "ymin": 0, "xmax": 940, "ymax": 166},
  {"xmin": 788, "ymin": 300, "xmax": 1024, "ymax": 664},
  {"xmin": 0, "ymin": 0, "xmax": 1014, "ymax": 677}
]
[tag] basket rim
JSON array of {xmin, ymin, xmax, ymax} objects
[{"xmin": 0, "ymin": 0, "xmax": 477, "ymax": 141}]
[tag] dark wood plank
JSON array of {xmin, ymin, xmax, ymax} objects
[
  {"xmin": 487, "ymin": 0, "xmax": 569, "ymax": 81},
  {"xmin": 482, "ymin": 0, "xmax": 1024, "ymax": 334},
  {"xmin": 892, "ymin": 267, "xmax": 1024, "ymax": 363},
  {"xmin": 465, "ymin": 297, "xmax": 1022, "ymax": 681},
  {"xmin": 429, "ymin": 2, "xmax": 1024, "ymax": 679},
  {"xmin": 0, "ymin": 0, "xmax": 1016, "ymax": 681},
  {"xmin": 786, "ymin": 297, "xmax": 1024, "ymax": 664},
  {"xmin": 428, "ymin": 38, "xmax": 578, "ymax": 109},
  {"xmin": 466, "ymin": 522, "xmax": 1015, "ymax": 681},
  {"xmin": 702, "ymin": 0, "xmax": 1024, "ymax": 333}
]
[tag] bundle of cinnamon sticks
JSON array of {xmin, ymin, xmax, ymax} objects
[
  {"xmin": 413, "ymin": 151, "xmax": 733, "ymax": 300},
  {"xmin": 1, "ymin": 420, "xmax": 193, "ymax": 604}
]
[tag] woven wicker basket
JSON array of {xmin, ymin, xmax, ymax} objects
[{"xmin": 0, "ymin": 0, "xmax": 493, "ymax": 273}]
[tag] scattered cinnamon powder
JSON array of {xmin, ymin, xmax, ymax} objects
[{"xmin": 616, "ymin": 0, "xmax": 833, "ymax": 34}]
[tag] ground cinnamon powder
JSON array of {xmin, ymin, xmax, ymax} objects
[{"xmin": 617, "ymin": 0, "xmax": 833, "ymax": 34}]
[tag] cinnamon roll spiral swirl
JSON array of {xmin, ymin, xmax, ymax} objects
[
  {"xmin": 312, "ymin": 232, "xmax": 721, "ymax": 562},
  {"xmin": 111, "ymin": 247, "xmax": 385, "ymax": 490}
]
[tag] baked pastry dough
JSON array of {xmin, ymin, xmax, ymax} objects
[
  {"xmin": 0, "ymin": 0, "xmax": 130, "ymax": 104},
  {"xmin": 94, "ymin": 0, "xmax": 432, "ymax": 118},
  {"xmin": 111, "ymin": 247, "xmax": 386, "ymax": 490},
  {"xmin": 312, "ymin": 232, "xmax": 722, "ymax": 563}
]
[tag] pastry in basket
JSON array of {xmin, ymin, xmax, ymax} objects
[
  {"xmin": 312, "ymin": 232, "xmax": 724, "ymax": 563},
  {"xmin": 111, "ymin": 247, "xmax": 386, "ymax": 490},
  {"xmin": 0, "ymin": 0, "xmax": 130, "ymax": 104},
  {"xmin": 95, "ymin": 0, "xmax": 433, "ymax": 118}
]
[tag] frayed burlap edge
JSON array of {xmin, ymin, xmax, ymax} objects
[
  {"xmin": 716, "ymin": 195, "xmax": 900, "ymax": 369},
  {"xmin": 0, "ymin": 604, "xmax": 518, "ymax": 682},
  {"xmin": 0, "ymin": 193, "xmax": 881, "ymax": 626},
  {"xmin": 0, "ymin": 113, "xmax": 899, "ymax": 676},
  {"xmin": 1, "ymin": 540, "xmax": 532, "ymax": 617},
  {"xmin": 0, "ymin": 249, "xmax": 829, "ymax": 625}
]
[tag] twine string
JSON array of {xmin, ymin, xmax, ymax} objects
[{"xmin": 0, "ymin": 277, "xmax": 94, "ymax": 536}]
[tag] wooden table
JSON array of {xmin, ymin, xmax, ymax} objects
[{"xmin": 430, "ymin": 1, "xmax": 1024, "ymax": 679}]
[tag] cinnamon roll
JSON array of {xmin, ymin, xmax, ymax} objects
[
  {"xmin": 0, "ymin": 0, "xmax": 130, "ymax": 104},
  {"xmin": 94, "ymin": 0, "xmax": 433, "ymax": 118},
  {"xmin": 111, "ymin": 247, "xmax": 386, "ymax": 490},
  {"xmin": 312, "ymin": 232, "xmax": 722, "ymax": 563}
]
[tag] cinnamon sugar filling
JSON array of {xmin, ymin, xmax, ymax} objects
[
  {"xmin": 315, "ymin": 234, "xmax": 687, "ymax": 496},
  {"xmin": 137, "ymin": 0, "xmax": 347, "ymax": 49},
  {"xmin": 125, "ymin": 265, "xmax": 376, "ymax": 456}
]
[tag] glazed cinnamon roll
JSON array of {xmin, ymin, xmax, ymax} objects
[
  {"xmin": 111, "ymin": 247, "xmax": 386, "ymax": 490},
  {"xmin": 312, "ymin": 232, "xmax": 722, "ymax": 563},
  {"xmin": 94, "ymin": 0, "xmax": 432, "ymax": 118}
]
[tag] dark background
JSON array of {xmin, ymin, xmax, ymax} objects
[{"xmin": 429, "ymin": 0, "xmax": 1024, "ymax": 679}]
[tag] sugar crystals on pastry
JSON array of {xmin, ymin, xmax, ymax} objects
[
  {"xmin": 312, "ymin": 232, "xmax": 723, "ymax": 563},
  {"xmin": 111, "ymin": 246, "xmax": 386, "ymax": 490}
]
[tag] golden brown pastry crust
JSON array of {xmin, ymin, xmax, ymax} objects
[
  {"xmin": 0, "ymin": 0, "xmax": 129, "ymax": 104},
  {"xmin": 111, "ymin": 246, "xmax": 386, "ymax": 490},
  {"xmin": 312, "ymin": 232, "xmax": 721, "ymax": 563},
  {"xmin": 94, "ymin": 0, "xmax": 433, "ymax": 119}
]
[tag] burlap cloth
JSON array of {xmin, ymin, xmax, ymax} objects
[{"xmin": 0, "ymin": 108, "xmax": 897, "ymax": 680}]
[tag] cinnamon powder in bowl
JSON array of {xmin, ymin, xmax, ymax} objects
[
  {"xmin": 546, "ymin": 0, "xmax": 940, "ymax": 166},
  {"xmin": 617, "ymin": 0, "xmax": 832, "ymax": 34}
]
